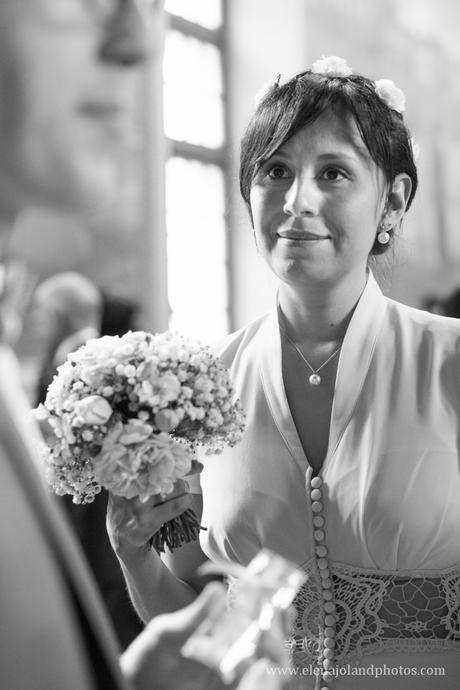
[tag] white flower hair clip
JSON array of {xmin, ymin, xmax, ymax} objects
[
  {"xmin": 311, "ymin": 55, "xmax": 353, "ymax": 78},
  {"xmin": 374, "ymin": 79, "xmax": 406, "ymax": 114},
  {"xmin": 253, "ymin": 59, "xmax": 409, "ymax": 124}
]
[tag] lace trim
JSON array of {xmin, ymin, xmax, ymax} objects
[{"xmin": 288, "ymin": 559, "xmax": 460, "ymax": 667}]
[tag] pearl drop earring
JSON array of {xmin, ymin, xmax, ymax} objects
[{"xmin": 377, "ymin": 220, "xmax": 391, "ymax": 245}]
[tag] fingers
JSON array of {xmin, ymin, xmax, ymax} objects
[
  {"xmin": 255, "ymin": 610, "xmax": 291, "ymax": 668},
  {"xmin": 180, "ymin": 590, "xmax": 289, "ymax": 690},
  {"xmin": 110, "ymin": 492, "xmax": 193, "ymax": 531},
  {"xmin": 180, "ymin": 583, "xmax": 229, "ymax": 665},
  {"xmin": 108, "ymin": 478, "xmax": 192, "ymax": 523},
  {"xmin": 106, "ymin": 483, "xmax": 194, "ymax": 552},
  {"xmin": 237, "ymin": 659, "xmax": 282, "ymax": 690}
]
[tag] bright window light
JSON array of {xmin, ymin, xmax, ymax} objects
[
  {"xmin": 163, "ymin": 31, "xmax": 224, "ymax": 148},
  {"xmin": 166, "ymin": 157, "xmax": 228, "ymax": 341},
  {"xmin": 164, "ymin": 0, "xmax": 222, "ymax": 30}
]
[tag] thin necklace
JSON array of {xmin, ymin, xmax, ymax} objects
[{"xmin": 284, "ymin": 331, "xmax": 342, "ymax": 386}]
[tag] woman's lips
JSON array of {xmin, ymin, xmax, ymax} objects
[{"xmin": 277, "ymin": 229, "xmax": 330, "ymax": 241}]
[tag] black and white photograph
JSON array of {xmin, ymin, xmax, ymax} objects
[{"xmin": 1, "ymin": 1, "xmax": 460, "ymax": 689}]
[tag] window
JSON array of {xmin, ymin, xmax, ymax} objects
[
  {"xmin": 163, "ymin": 0, "xmax": 229, "ymax": 341},
  {"xmin": 165, "ymin": 0, "xmax": 223, "ymax": 31}
]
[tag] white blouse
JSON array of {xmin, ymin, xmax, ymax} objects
[{"xmin": 195, "ymin": 274, "xmax": 460, "ymax": 689}]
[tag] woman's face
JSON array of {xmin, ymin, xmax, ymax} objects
[
  {"xmin": 0, "ymin": 0, "xmax": 146, "ymax": 216},
  {"xmin": 249, "ymin": 110, "xmax": 387, "ymax": 289}
]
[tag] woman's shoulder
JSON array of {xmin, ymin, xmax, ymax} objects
[
  {"xmin": 385, "ymin": 296, "xmax": 460, "ymax": 352},
  {"xmin": 207, "ymin": 312, "xmax": 271, "ymax": 367}
]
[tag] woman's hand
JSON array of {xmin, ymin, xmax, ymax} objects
[
  {"xmin": 106, "ymin": 464, "xmax": 206, "ymax": 622},
  {"xmin": 107, "ymin": 458, "xmax": 203, "ymax": 559},
  {"xmin": 106, "ymin": 478, "xmax": 194, "ymax": 559}
]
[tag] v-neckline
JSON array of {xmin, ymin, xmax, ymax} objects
[{"xmin": 258, "ymin": 273, "xmax": 387, "ymax": 480}]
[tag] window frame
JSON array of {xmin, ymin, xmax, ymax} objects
[{"xmin": 164, "ymin": 4, "xmax": 233, "ymax": 334}]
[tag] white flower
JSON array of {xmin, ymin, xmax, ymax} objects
[
  {"xmin": 73, "ymin": 395, "xmax": 113, "ymax": 425},
  {"xmin": 190, "ymin": 354, "xmax": 204, "ymax": 368},
  {"xmin": 311, "ymin": 55, "xmax": 353, "ymax": 78},
  {"xmin": 194, "ymin": 375, "xmax": 214, "ymax": 394},
  {"xmin": 155, "ymin": 409, "xmax": 179, "ymax": 432},
  {"xmin": 205, "ymin": 408, "xmax": 224, "ymax": 429},
  {"xmin": 118, "ymin": 419, "xmax": 154, "ymax": 445},
  {"xmin": 374, "ymin": 79, "xmax": 406, "ymax": 113},
  {"xmin": 94, "ymin": 432, "xmax": 192, "ymax": 501},
  {"xmin": 123, "ymin": 364, "xmax": 137, "ymax": 378}
]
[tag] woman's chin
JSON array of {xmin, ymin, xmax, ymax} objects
[{"xmin": 272, "ymin": 257, "xmax": 333, "ymax": 286}]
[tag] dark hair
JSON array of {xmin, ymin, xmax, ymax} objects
[{"xmin": 240, "ymin": 70, "xmax": 418, "ymax": 254}]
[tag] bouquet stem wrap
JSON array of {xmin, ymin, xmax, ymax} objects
[
  {"xmin": 150, "ymin": 507, "xmax": 203, "ymax": 553},
  {"xmin": 39, "ymin": 330, "xmax": 245, "ymax": 553}
]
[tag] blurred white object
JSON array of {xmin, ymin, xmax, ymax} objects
[{"xmin": 182, "ymin": 549, "xmax": 306, "ymax": 683}]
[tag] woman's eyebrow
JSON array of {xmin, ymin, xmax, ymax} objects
[{"xmin": 317, "ymin": 152, "xmax": 358, "ymax": 161}]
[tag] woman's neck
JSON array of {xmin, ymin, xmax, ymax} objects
[{"xmin": 278, "ymin": 268, "xmax": 368, "ymax": 345}]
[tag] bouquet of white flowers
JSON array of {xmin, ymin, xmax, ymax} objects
[{"xmin": 39, "ymin": 330, "xmax": 245, "ymax": 552}]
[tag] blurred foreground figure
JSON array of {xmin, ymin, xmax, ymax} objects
[
  {"xmin": 33, "ymin": 271, "xmax": 143, "ymax": 647},
  {"xmin": 0, "ymin": 2, "xmax": 287, "ymax": 689},
  {"xmin": 33, "ymin": 272, "xmax": 102, "ymax": 405}
]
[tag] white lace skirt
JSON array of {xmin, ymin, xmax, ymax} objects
[{"xmin": 285, "ymin": 558, "xmax": 460, "ymax": 689}]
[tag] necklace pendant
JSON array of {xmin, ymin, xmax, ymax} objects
[{"xmin": 309, "ymin": 373, "xmax": 322, "ymax": 386}]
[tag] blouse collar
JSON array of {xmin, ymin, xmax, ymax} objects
[{"xmin": 258, "ymin": 272, "xmax": 387, "ymax": 476}]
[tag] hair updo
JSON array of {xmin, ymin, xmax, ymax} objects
[{"xmin": 239, "ymin": 70, "xmax": 418, "ymax": 254}]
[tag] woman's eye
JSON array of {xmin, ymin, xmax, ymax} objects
[
  {"xmin": 321, "ymin": 168, "xmax": 346, "ymax": 182},
  {"xmin": 267, "ymin": 164, "xmax": 290, "ymax": 179}
]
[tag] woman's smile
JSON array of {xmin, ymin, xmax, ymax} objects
[{"xmin": 277, "ymin": 228, "xmax": 331, "ymax": 242}]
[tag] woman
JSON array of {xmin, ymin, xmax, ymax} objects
[{"xmin": 108, "ymin": 57, "xmax": 460, "ymax": 688}]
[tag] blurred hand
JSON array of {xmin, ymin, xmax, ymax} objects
[
  {"xmin": 182, "ymin": 596, "xmax": 292, "ymax": 688},
  {"xmin": 120, "ymin": 582, "xmax": 287, "ymax": 690}
]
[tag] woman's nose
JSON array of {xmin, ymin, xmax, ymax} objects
[
  {"xmin": 99, "ymin": 0, "xmax": 149, "ymax": 67},
  {"xmin": 283, "ymin": 176, "xmax": 319, "ymax": 217}
]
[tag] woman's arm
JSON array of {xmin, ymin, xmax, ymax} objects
[{"xmin": 107, "ymin": 485, "xmax": 210, "ymax": 622}]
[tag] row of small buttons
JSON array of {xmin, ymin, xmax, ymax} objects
[{"xmin": 310, "ymin": 475, "xmax": 335, "ymax": 689}]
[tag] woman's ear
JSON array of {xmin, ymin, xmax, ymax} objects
[{"xmin": 385, "ymin": 173, "xmax": 412, "ymax": 226}]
